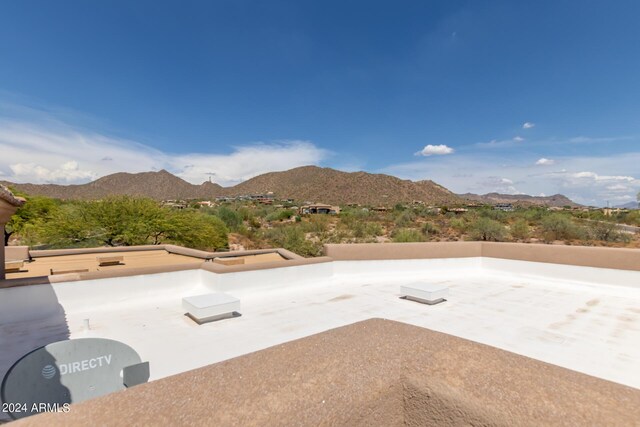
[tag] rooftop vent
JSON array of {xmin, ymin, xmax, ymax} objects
[
  {"xmin": 400, "ymin": 282, "xmax": 449, "ymax": 305},
  {"xmin": 182, "ymin": 292, "xmax": 241, "ymax": 324}
]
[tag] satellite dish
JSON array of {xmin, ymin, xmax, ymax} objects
[{"xmin": 1, "ymin": 338, "xmax": 149, "ymax": 419}]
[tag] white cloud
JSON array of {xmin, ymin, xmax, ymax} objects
[
  {"xmin": 476, "ymin": 138, "xmax": 521, "ymax": 149},
  {"xmin": 415, "ymin": 144, "xmax": 454, "ymax": 157},
  {"xmin": 522, "ymin": 122, "xmax": 535, "ymax": 129},
  {"xmin": 568, "ymin": 171, "xmax": 635, "ymax": 182},
  {"xmin": 606, "ymin": 184, "xmax": 629, "ymax": 192},
  {"xmin": 535, "ymin": 158, "xmax": 555, "ymax": 166},
  {"xmin": 381, "ymin": 152, "xmax": 640, "ymax": 206},
  {"xmin": 173, "ymin": 141, "xmax": 328, "ymax": 185},
  {"xmin": 477, "ymin": 176, "xmax": 520, "ymax": 194},
  {"xmin": 10, "ymin": 161, "xmax": 96, "ymax": 183},
  {"xmin": 568, "ymin": 135, "xmax": 634, "ymax": 144},
  {"xmin": 0, "ymin": 119, "xmax": 328, "ymax": 186}
]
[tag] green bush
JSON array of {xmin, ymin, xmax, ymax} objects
[
  {"xmin": 262, "ymin": 226, "xmax": 322, "ymax": 257},
  {"xmin": 479, "ymin": 209, "xmax": 507, "ymax": 222},
  {"xmin": 541, "ymin": 214, "xmax": 582, "ymax": 241},
  {"xmin": 394, "ymin": 210, "xmax": 416, "ymax": 227},
  {"xmin": 352, "ymin": 221, "xmax": 383, "ymax": 238},
  {"xmin": 211, "ymin": 206, "xmax": 244, "ymax": 231},
  {"xmin": 589, "ymin": 221, "xmax": 630, "ymax": 243},
  {"xmin": 449, "ymin": 218, "xmax": 467, "ymax": 233},
  {"xmin": 469, "ymin": 217, "xmax": 507, "ymax": 241},
  {"xmin": 300, "ymin": 214, "xmax": 330, "ymax": 233},
  {"xmin": 5, "ymin": 194, "xmax": 60, "ymax": 245},
  {"xmin": 510, "ymin": 219, "xmax": 530, "ymax": 240},
  {"xmin": 166, "ymin": 211, "xmax": 229, "ymax": 250},
  {"xmin": 421, "ymin": 222, "xmax": 440, "ymax": 237},
  {"xmin": 265, "ymin": 209, "xmax": 295, "ymax": 222},
  {"xmin": 32, "ymin": 196, "xmax": 229, "ymax": 250},
  {"xmin": 392, "ymin": 228, "xmax": 424, "ymax": 243}
]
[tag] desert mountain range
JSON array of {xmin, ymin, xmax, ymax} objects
[
  {"xmin": 459, "ymin": 192, "xmax": 581, "ymax": 208},
  {"xmin": 3, "ymin": 166, "xmax": 580, "ymax": 207}
]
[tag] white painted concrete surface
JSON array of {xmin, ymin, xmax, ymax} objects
[{"xmin": 1, "ymin": 258, "xmax": 640, "ymax": 399}]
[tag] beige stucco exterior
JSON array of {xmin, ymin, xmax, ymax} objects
[
  {"xmin": 17, "ymin": 319, "xmax": 640, "ymax": 426},
  {"xmin": 2, "ymin": 241, "xmax": 640, "ymax": 288}
]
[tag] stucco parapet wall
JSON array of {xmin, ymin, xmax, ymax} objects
[
  {"xmin": 29, "ymin": 245, "xmax": 174, "ymax": 258},
  {"xmin": 0, "ymin": 262, "xmax": 204, "ymax": 288},
  {"xmin": 28, "ymin": 244, "xmax": 302, "ymax": 260},
  {"xmin": 200, "ymin": 256, "xmax": 333, "ymax": 274},
  {"xmin": 324, "ymin": 241, "xmax": 640, "ymax": 271},
  {"xmin": 481, "ymin": 242, "xmax": 640, "ymax": 271},
  {"xmin": 324, "ymin": 241, "xmax": 483, "ymax": 260},
  {"xmin": 19, "ymin": 319, "xmax": 640, "ymax": 427},
  {"xmin": 0, "ymin": 252, "xmax": 327, "ymax": 289}
]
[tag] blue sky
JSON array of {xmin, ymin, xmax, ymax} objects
[{"xmin": 1, "ymin": 1, "xmax": 639, "ymax": 206}]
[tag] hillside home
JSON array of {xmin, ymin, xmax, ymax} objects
[{"xmin": 299, "ymin": 204, "xmax": 340, "ymax": 215}]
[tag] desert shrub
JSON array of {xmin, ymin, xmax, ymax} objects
[
  {"xmin": 5, "ymin": 194, "xmax": 60, "ymax": 246},
  {"xmin": 394, "ymin": 210, "xmax": 416, "ymax": 227},
  {"xmin": 36, "ymin": 196, "xmax": 229, "ymax": 250},
  {"xmin": 237, "ymin": 206, "xmax": 254, "ymax": 221},
  {"xmin": 621, "ymin": 210, "xmax": 640, "ymax": 226},
  {"xmin": 166, "ymin": 211, "xmax": 229, "ymax": 250},
  {"xmin": 301, "ymin": 214, "xmax": 331, "ymax": 233},
  {"xmin": 421, "ymin": 221, "xmax": 440, "ymax": 237},
  {"xmin": 510, "ymin": 219, "xmax": 530, "ymax": 240},
  {"xmin": 522, "ymin": 208, "xmax": 548, "ymax": 222},
  {"xmin": 265, "ymin": 209, "xmax": 295, "ymax": 222},
  {"xmin": 262, "ymin": 226, "xmax": 322, "ymax": 257},
  {"xmin": 352, "ymin": 221, "xmax": 383, "ymax": 238},
  {"xmin": 469, "ymin": 217, "xmax": 507, "ymax": 241},
  {"xmin": 211, "ymin": 206, "xmax": 243, "ymax": 231},
  {"xmin": 449, "ymin": 218, "xmax": 467, "ymax": 233},
  {"xmin": 589, "ymin": 221, "xmax": 630, "ymax": 243},
  {"xmin": 392, "ymin": 228, "xmax": 424, "ymax": 243},
  {"xmin": 479, "ymin": 209, "xmax": 507, "ymax": 222},
  {"xmin": 541, "ymin": 214, "xmax": 582, "ymax": 241}
]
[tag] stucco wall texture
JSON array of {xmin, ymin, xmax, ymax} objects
[
  {"xmin": 324, "ymin": 241, "xmax": 640, "ymax": 271},
  {"xmin": 18, "ymin": 319, "xmax": 640, "ymax": 427}
]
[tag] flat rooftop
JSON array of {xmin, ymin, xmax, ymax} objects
[
  {"xmin": 2, "ymin": 242, "xmax": 639, "ymax": 424},
  {"xmin": 74, "ymin": 262, "xmax": 640, "ymax": 388}
]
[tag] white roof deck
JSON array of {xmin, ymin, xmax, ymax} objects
[{"xmin": 2, "ymin": 257, "xmax": 640, "ymax": 395}]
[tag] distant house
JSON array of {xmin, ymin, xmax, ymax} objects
[
  {"xmin": 162, "ymin": 200, "xmax": 187, "ymax": 209},
  {"xmin": 494, "ymin": 203, "xmax": 514, "ymax": 212},
  {"xmin": 447, "ymin": 208, "xmax": 468, "ymax": 214},
  {"xmin": 603, "ymin": 208, "xmax": 627, "ymax": 216},
  {"xmin": 196, "ymin": 201, "xmax": 214, "ymax": 207},
  {"xmin": 299, "ymin": 204, "xmax": 340, "ymax": 215}
]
